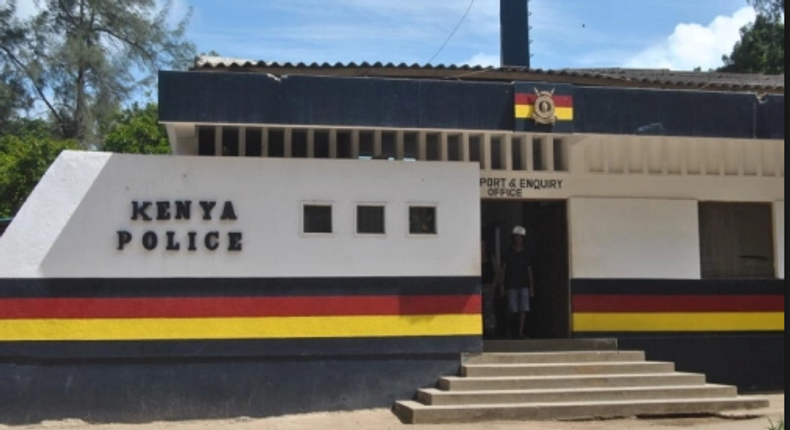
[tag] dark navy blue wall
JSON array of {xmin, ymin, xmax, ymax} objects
[
  {"xmin": 573, "ymin": 87, "xmax": 756, "ymax": 138},
  {"xmin": 0, "ymin": 356, "xmax": 458, "ymax": 424},
  {"xmin": 614, "ymin": 333, "xmax": 784, "ymax": 393},
  {"xmin": 159, "ymin": 71, "xmax": 784, "ymax": 140},
  {"xmin": 159, "ymin": 71, "xmax": 513, "ymax": 131},
  {"xmin": 756, "ymin": 95, "xmax": 785, "ymax": 139}
]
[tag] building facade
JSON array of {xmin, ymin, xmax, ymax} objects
[
  {"xmin": 160, "ymin": 59, "xmax": 784, "ymax": 393},
  {"xmin": 0, "ymin": 58, "xmax": 784, "ymax": 423}
]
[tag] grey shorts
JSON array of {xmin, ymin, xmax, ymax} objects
[{"xmin": 507, "ymin": 288, "xmax": 531, "ymax": 313}]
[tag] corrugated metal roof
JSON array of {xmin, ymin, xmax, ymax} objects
[{"xmin": 192, "ymin": 56, "xmax": 785, "ymax": 94}]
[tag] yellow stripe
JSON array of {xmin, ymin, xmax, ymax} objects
[
  {"xmin": 573, "ymin": 312, "xmax": 784, "ymax": 332},
  {"xmin": 515, "ymin": 105, "xmax": 574, "ymax": 121},
  {"xmin": 0, "ymin": 314, "xmax": 482, "ymax": 341}
]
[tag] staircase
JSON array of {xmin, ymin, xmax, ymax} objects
[{"xmin": 393, "ymin": 348, "xmax": 769, "ymax": 424}]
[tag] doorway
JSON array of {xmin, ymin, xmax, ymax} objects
[{"xmin": 481, "ymin": 200, "xmax": 570, "ymax": 339}]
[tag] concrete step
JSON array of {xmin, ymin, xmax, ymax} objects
[
  {"xmin": 393, "ymin": 396, "xmax": 770, "ymax": 424},
  {"xmin": 438, "ymin": 372, "xmax": 707, "ymax": 391},
  {"xmin": 417, "ymin": 384, "xmax": 737, "ymax": 405},
  {"xmin": 484, "ymin": 338, "xmax": 618, "ymax": 353},
  {"xmin": 461, "ymin": 361, "xmax": 674, "ymax": 377},
  {"xmin": 465, "ymin": 351, "xmax": 645, "ymax": 365}
]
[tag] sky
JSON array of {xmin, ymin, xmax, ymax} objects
[
  {"xmin": 13, "ymin": 0, "xmax": 758, "ymax": 71},
  {"xmin": 182, "ymin": 0, "xmax": 756, "ymax": 71}
]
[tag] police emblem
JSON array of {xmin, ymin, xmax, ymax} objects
[{"xmin": 532, "ymin": 88, "xmax": 557, "ymax": 125}]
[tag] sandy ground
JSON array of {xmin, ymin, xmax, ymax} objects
[{"xmin": 1, "ymin": 394, "xmax": 783, "ymax": 430}]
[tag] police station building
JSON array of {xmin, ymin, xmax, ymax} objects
[{"xmin": 0, "ymin": 4, "xmax": 785, "ymax": 424}]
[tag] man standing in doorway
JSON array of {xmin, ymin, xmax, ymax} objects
[{"xmin": 500, "ymin": 225, "xmax": 534, "ymax": 339}]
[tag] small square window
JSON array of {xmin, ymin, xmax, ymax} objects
[
  {"xmin": 357, "ymin": 205, "xmax": 385, "ymax": 234},
  {"xmin": 409, "ymin": 206, "xmax": 437, "ymax": 235},
  {"xmin": 303, "ymin": 204, "xmax": 332, "ymax": 234}
]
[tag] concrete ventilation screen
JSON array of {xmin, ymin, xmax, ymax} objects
[
  {"xmin": 303, "ymin": 204, "xmax": 333, "ymax": 234},
  {"xmin": 699, "ymin": 202, "xmax": 775, "ymax": 279},
  {"xmin": 409, "ymin": 206, "xmax": 437, "ymax": 235},
  {"xmin": 357, "ymin": 205, "xmax": 385, "ymax": 234}
]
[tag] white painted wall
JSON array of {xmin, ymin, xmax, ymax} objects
[
  {"xmin": 0, "ymin": 151, "xmax": 481, "ymax": 278},
  {"xmin": 775, "ymin": 201, "xmax": 784, "ymax": 279},
  {"xmin": 569, "ymin": 198, "xmax": 701, "ymax": 279}
]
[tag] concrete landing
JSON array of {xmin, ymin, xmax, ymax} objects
[{"xmin": 483, "ymin": 339, "xmax": 618, "ymax": 353}]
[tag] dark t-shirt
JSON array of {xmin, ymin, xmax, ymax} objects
[{"xmin": 502, "ymin": 247, "xmax": 532, "ymax": 290}]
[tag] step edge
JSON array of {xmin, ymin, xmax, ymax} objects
[
  {"xmin": 462, "ymin": 361, "xmax": 674, "ymax": 368},
  {"xmin": 440, "ymin": 372, "xmax": 706, "ymax": 381},
  {"xmin": 420, "ymin": 384, "xmax": 736, "ymax": 396},
  {"xmin": 397, "ymin": 397, "xmax": 769, "ymax": 411}
]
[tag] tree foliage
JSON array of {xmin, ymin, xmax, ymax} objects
[
  {"xmin": 0, "ymin": 122, "xmax": 78, "ymax": 218},
  {"xmin": 720, "ymin": 0, "xmax": 784, "ymax": 74},
  {"xmin": 749, "ymin": 0, "xmax": 785, "ymax": 20},
  {"xmin": 0, "ymin": 102, "xmax": 170, "ymax": 218},
  {"xmin": 1, "ymin": 0, "xmax": 195, "ymax": 218},
  {"xmin": 2, "ymin": 0, "xmax": 195, "ymax": 145},
  {"xmin": 103, "ymin": 103, "xmax": 170, "ymax": 155},
  {"xmin": 1, "ymin": 1, "xmax": 32, "ymax": 127}
]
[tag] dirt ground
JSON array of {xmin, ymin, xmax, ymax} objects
[{"xmin": 1, "ymin": 394, "xmax": 783, "ymax": 430}]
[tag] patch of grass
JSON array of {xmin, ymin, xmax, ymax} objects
[{"xmin": 767, "ymin": 418, "xmax": 784, "ymax": 430}]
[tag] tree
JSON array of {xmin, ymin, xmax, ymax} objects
[
  {"xmin": 0, "ymin": 131, "xmax": 78, "ymax": 218},
  {"xmin": 4, "ymin": 0, "xmax": 195, "ymax": 145},
  {"xmin": 103, "ymin": 103, "xmax": 170, "ymax": 154},
  {"xmin": 749, "ymin": 0, "xmax": 785, "ymax": 20},
  {"xmin": 1, "ymin": 1, "xmax": 32, "ymax": 127},
  {"xmin": 720, "ymin": 0, "xmax": 784, "ymax": 74}
]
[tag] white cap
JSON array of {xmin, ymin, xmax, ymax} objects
[{"xmin": 511, "ymin": 225, "xmax": 526, "ymax": 236}]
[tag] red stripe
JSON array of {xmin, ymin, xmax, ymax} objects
[
  {"xmin": 515, "ymin": 93, "xmax": 573, "ymax": 107},
  {"xmin": 0, "ymin": 296, "xmax": 480, "ymax": 319},
  {"xmin": 573, "ymin": 295, "xmax": 784, "ymax": 313}
]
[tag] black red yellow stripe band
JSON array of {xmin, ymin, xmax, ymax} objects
[{"xmin": 571, "ymin": 279, "xmax": 785, "ymax": 333}]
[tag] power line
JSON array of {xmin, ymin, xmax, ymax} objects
[{"xmin": 427, "ymin": 0, "xmax": 475, "ymax": 65}]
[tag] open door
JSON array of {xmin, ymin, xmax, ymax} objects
[
  {"xmin": 482, "ymin": 200, "xmax": 570, "ymax": 339},
  {"xmin": 527, "ymin": 201, "xmax": 570, "ymax": 338}
]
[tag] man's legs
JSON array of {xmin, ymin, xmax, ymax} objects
[
  {"xmin": 516, "ymin": 288, "xmax": 530, "ymax": 339},
  {"xmin": 516, "ymin": 310, "xmax": 526, "ymax": 339},
  {"xmin": 507, "ymin": 288, "xmax": 529, "ymax": 339}
]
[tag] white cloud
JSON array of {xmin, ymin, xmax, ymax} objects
[
  {"xmin": 624, "ymin": 7, "xmax": 756, "ymax": 70},
  {"xmin": 464, "ymin": 52, "xmax": 499, "ymax": 67}
]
